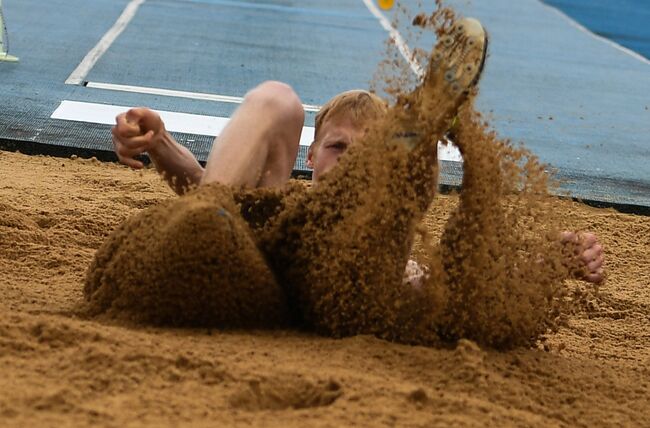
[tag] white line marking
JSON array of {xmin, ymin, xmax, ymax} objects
[
  {"xmin": 439, "ymin": 139, "xmax": 463, "ymax": 163},
  {"xmin": 51, "ymin": 100, "xmax": 316, "ymax": 146},
  {"xmin": 360, "ymin": 0, "xmax": 424, "ymax": 77},
  {"xmin": 65, "ymin": 0, "xmax": 147, "ymax": 85},
  {"xmin": 539, "ymin": 0, "xmax": 650, "ymax": 67},
  {"xmin": 51, "ymin": 100, "xmax": 462, "ymax": 161},
  {"xmin": 359, "ymin": 2, "xmax": 462, "ymax": 161},
  {"xmin": 85, "ymin": 81, "xmax": 322, "ymax": 112}
]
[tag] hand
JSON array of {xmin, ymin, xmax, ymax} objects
[
  {"xmin": 111, "ymin": 108, "xmax": 165, "ymax": 169},
  {"xmin": 561, "ymin": 231, "xmax": 605, "ymax": 284}
]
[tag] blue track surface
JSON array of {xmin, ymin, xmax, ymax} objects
[
  {"xmin": 1, "ymin": 0, "xmax": 649, "ymax": 208},
  {"xmin": 543, "ymin": 0, "xmax": 650, "ymax": 60}
]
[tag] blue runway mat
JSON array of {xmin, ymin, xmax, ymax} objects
[
  {"xmin": 543, "ymin": 0, "xmax": 650, "ymax": 60},
  {"xmin": 0, "ymin": 0, "xmax": 648, "ymax": 209}
]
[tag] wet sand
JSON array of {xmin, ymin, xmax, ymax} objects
[{"xmin": 1, "ymin": 149, "xmax": 648, "ymax": 427}]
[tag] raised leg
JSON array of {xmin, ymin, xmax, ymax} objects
[
  {"xmin": 264, "ymin": 19, "xmax": 488, "ymax": 344},
  {"xmin": 201, "ymin": 81, "xmax": 305, "ymax": 188}
]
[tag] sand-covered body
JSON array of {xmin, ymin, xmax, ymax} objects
[{"xmin": 1, "ymin": 150, "xmax": 648, "ymax": 427}]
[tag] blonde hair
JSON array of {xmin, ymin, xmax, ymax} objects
[{"xmin": 314, "ymin": 90, "xmax": 388, "ymax": 143}]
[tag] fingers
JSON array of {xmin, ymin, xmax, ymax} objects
[
  {"xmin": 561, "ymin": 230, "xmax": 606, "ymax": 284},
  {"xmin": 113, "ymin": 141, "xmax": 144, "ymax": 169},
  {"xmin": 112, "ymin": 127, "xmax": 154, "ymax": 150},
  {"xmin": 587, "ymin": 257, "xmax": 603, "ymax": 272},
  {"xmin": 112, "ymin": 108, "xmax": 159, "ymax": 170},
  {"xmin": 584, "ymin": 268, "xmax": 605, "ymax": 284},
  {"xmin": 115, "ymin": 108, "xmax": 161, "ymax": 136},
  {"xmin": 125, "ymin": 107, "xmax": 146, "ymax": 125},
  {"xmin": 578, "ymin": 232, "xmax": 598, "ymax": 249},
  {"xmin": 126, "ymin": 107, "xmax": 163, "ymax": 135},
  {"xmin": 112, "ymin": 134, "xmax": 150, "ymax": 169},
  {"xmin": 114, "ymin": 112, "xmax": 142, "ymax": 138},
  {"xmin": 560, "ymin": 231, "xmax": 578, "ymax": 245},
  {"xmin": 119, "ymin": 156, "xmax": 145, "ymax": 170},
  {"xmin": 578, "ymin": 233, "xmax": 605, "ymax": 284},
  {"xmin": 581, "ymin": 243, "xmax": 603, "ymax": 265}
]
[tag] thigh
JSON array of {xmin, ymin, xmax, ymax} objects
[{"xmin": 201, "ymin": 81, "xmax": 304, "ymax": 189}]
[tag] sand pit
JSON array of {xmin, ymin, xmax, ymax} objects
[
  {"xmin": 1, "ymin": 149, "xmax": 649, "ymax": 426},
  {"xmin": 1, "ymin": 7, "xmax": 648, "ymax": 425}
]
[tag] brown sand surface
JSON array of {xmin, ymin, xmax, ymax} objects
[{"xmin": 1, "ymin": 149, "xmax": 649, "ymax": 427}]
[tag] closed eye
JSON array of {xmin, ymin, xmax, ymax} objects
[{"xmin": 327, "ymin": 141, "xmax": 348, "ymax": 151}]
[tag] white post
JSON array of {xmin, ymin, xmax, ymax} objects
[
  {"xmin": 0, "ymin": 0, "xmax": 5, "ymax": 52},
  {"xmin": 0, "ymin": 0, "xmax": 19, "ymax": 62}
]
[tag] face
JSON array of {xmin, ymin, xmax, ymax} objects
[{"xmin": 307, "ymin": 116, "xmax": 365, "ymax": 183}]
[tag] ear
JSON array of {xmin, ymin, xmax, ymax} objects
[{"xmin": 306, "ymin": 143, "xmax": 315, "ymax": 169}]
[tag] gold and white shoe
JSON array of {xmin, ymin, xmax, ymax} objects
[
  {"xmin": 393, "ymin": 17, "xmax": 488, "ymax": 150},
  {"xmin": 428, "ymin": 17, "xmax": 488, "ymax": 96}
]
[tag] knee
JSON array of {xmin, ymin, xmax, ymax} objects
[{"xmin": 245, "ymin": 81, "xmax": 304, "ymax": 127}]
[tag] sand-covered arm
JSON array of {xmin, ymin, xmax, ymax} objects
[
  {"xmin": 112, "ymin": 107, "xmax": 204, "ymax": 195},
  {"xmin": 147, "ymin": 130, "xmax": 205, "ymax": 195}
]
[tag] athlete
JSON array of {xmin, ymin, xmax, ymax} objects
[{"xmin": 92, "ymin": 18, "xmax": 604, "ymax": 339}]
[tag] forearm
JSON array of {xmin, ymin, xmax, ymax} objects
[{"xmin": 148, "ymin": 131, "xmax": 204, "ymax": 195}]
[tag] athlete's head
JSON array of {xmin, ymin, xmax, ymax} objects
[{"xmin": 307, "ymin": 90, "xmax": 387, "ymax": 182}]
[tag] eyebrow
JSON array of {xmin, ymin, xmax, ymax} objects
[{"xmin": 322, "ymin": 133, "xmax": 351, "ymax": 143}]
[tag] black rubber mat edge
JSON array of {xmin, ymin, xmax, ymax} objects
[{"xmin": 2, "ymin": 136, "xmax": 649, "ymax": 217}]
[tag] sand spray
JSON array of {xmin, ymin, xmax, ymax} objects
[{"xmin": 84, "ymin": 3, "xmax": 579, "ymax": 348}]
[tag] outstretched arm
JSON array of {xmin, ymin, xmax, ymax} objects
[
  {"xmin": 403, "ymin": 231, "xmax": 605, "ymax": 289},
  {"xmin": 112, "ymin": 108, "xmax": 204, "ymax": 195}
]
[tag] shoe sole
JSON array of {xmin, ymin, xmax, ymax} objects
[
  {"xmin": 429, "ymin": 17, "xmax": 488, "ymax": 96},
  {"xmin": 389, "ymin": 18, "xmax": 488, "ymax": 149}
]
